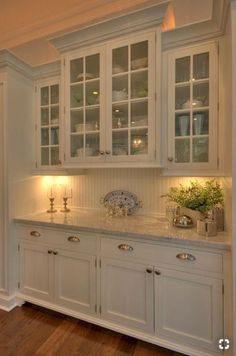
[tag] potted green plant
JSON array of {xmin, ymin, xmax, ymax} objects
[{"xmin": 162, "ymin": 180, "xmax": 224, "ymax": 225}]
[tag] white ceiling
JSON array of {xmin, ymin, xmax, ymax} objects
[{"xmin": 6, "ymin": 0, "xmax": 213, "ymax": 66}]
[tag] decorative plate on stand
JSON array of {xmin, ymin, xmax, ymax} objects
[{"xmin": 101, "ymin": 190, "xmax": 141, "ymax": 215}]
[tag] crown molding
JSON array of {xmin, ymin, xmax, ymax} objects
[
  {"xmin": 31, "ymin": 60, "xmax": 61, "ymax": 80},
  {"xmin": 0, "ymin": 49, "xmax": 33, "ymax": 79},
  {"xmin": 162, "ymin": 0, "xmax": 229, "ymax": 50},
  {"xmin": 50, "ymin": 1, "xmax": 169, "ymax": 52}
]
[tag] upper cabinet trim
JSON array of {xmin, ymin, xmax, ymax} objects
[{"xmin": 49, "ymin": 2, "xmax": 169, "ymax": 53}]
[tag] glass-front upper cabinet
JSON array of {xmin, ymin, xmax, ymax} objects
[
  {"xmin": 65, "ymin": 47, "xmax": 106, "ymax": 162},
  {"xmin": 36, "ymin": 80, "xmax": 60, "ymax": 168},
  {"xmin": 167, "ymin": 43, "xmax": 218, "ymax": 170},
  {"xmin": 106, "ymin": 33, "xmax": 156, "ymax": 162}
]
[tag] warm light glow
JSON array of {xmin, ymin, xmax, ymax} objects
[
  {"xmin": 93, "ymin": 91, "xmax": 98, "ymax": 95},
  {"xmin": 162, "ymin": 3, "xmax": 176, "ymax": 32},
  {"xmin": 42, "ymin": 176, "xmax": 70, "ymax": 188}
]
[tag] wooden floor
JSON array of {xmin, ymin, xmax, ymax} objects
[{"xmin": 0, "ymin": 303, "xmax": 185, "ymax": 356}]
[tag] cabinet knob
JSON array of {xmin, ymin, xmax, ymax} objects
[
  {"xmin": 68, "ymin": 236, "xmax": 80, "ymax": 243},
  {"xmin": 155, "ymin": 270, "xmax": 161, "ymax": 275},
  {"xmin": 176, "ymin": 253, "xmax": 196, "ymax": 262},
  {"xmin": 105, "ymin": 150, "xmax": 111, "ymax": 155},
  {"xmin": 48, "ymin": 250, "xmax": 53, "ymax": 254},
  {"xmin": 118, "ymin": 244, "xmax": 134, "ymax": 252},
  {"xmin": 30, "ymin": 231, "xmax": 41, "ymax": 237},
  {"xmin": 168, "ymin": 157, "xmax": 174, "ymax": 162},
  {"xmin": 146, "ymin": 268, "xmax": 153, "ymax": 274},
  {"xmin": 53, "ymin": 251, "xmax": 58, "ymax": 255},
  {"xmin": 99, "ymin": 150, "xmax": 105, "ymax": 155}
]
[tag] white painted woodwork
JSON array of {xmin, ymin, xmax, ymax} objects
[
  {"xmin": 166, "ymin": 42, "xmax": 218, "ymax": 172},
  {"xmin": 101, "ymin": 258, "xmax": 154, "ymax": 333},
  {"xmin": 155, "ymin": 268, "xmax": 223, "ymax": 353},
  {"xmin": 0, "ymin": 83, "xmax": 4, "ymax": 291},
  {"xmin": 54, "ymin": 250, "xmax": 96, "ymax": 314},
  {"xmin": 19, "ymin": 243, "xmax": 53, "ymax": 302}
]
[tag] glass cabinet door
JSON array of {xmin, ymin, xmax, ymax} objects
[
  {"xmin": 69, "ymin": 52, "xmax": 101, "ymax": 160},
  {"xmin": 109, "ymin": 35, "xmax": 155, "ymax": 160},
  {"xmin": 169, "ymin": 43, "xmax": 218, "ymax": 169},
  {"xmin": 39, "ymin": 83, "xmax": 60, "ymax": 166}
]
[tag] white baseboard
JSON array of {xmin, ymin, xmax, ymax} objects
[{"xmin": 0, "ymin": 292, "xmax": 18, "ymax": 311}]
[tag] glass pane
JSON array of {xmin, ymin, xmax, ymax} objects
[
  {"xmin": 41, "ymin": 87, "xmax": 49, "ymax": 106},
  {"xmin": 70, "ymin": 58, "xmax": 83, "ymax": 83},
  {"xmin": 41, "ymin": 128, "xmax": 49, "ymax": 146},
  {"xmin": 85, "ymin": 80, "xmax": 99, "ymax": 106},
  {"xmin": 85, "ymin": 133, "xmax": 99, "ymax": 156},
  {"xmin": 51, "ymin": 147, "xmax": 59, "ymax": 165},
  {"xmin": 71, "ymin": 110, "xmax": 83, "ymax": 133},
  {"xmin": 51, "ymin": 127, "xmax": 59, "ymax": 145},
  {"xmin": 175, "ymin": 85, "xmax": 190, "ymax": 110},
  {"xmin": 193, "ymin": 111, "xmax": 209, "ymax": 135},
  {"xmin": 131, "ymin": 128, "xmax": 148, "ymax": 155},
  {"xmin": 112, "ymin": 46, "xmax": 128, "ymax": 74},
  {"xmin": 71, "ymin": 84, "xmax": 83, "ymax": 108},
  {"xmin": 112, "ymin": 75, "xmax": 128, "ymax": 102},
  {"xmin": 112, "ymin": 131, "xmax": 128, "ymax": 155},
  {"xmin": 86, "ymin": 107, "xmax": 99, "ymax": 131},
  {"xmin": 112, "ymin": 103, "xmax": 128, "ymax": 129},
  {"xmin": 51, "ymin": 106, "xmax": 59, "ymax": 125},
  {"xmin": 193, "ymin": 137, "xmax": 209, "ymax": 162},
  {"xmin": 131, "ymin": 41, "xmax": 148, "ymax": 70},
  {"xmin": 175, "ymin": 113, "xmax": 190, "ymax": 137},
  {"xmin": 85, "ymin": 54, "xmax": 99, "ymax": 79},
  {"xmin": 193, "ymin": 52, "xmax": 209, "ymax": 80},
  {"xmin": 41, "ymin": 108, "xmax": 49, "ymax": 126},
  {"xmin": 193, "ymin": 82, "xmax": 209, "ymax": 107},
  {"xmin": 175, "ymin": 139, "xmax": 190, "ymax": 163},
  {"xmin": 41, "ymin": 147, "xmax": 49, "ymax": 166},
  {"xmin": 175, "ymin": 57, "xmax": 190, "ymax": 83},
  {"xmin": 51, "ymin": 85, "xmax": 59, "ymax": 104},
  {"xmin": 71, "ymin": 135, "xmax": 84, "ymax": 158},
  {"xmin": 131, "ymin": 71, "xmax": 148, "ymax": 99},
  {"xmin": 131, "ymin": 101, "xmax": 148, "ymax": 127}
]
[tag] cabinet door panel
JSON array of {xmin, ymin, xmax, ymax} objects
[
  {"xmin": 19, "ymin": 243, "xmax": 53, "ymax": 302},
  {"xmin": 54, "ymin": 250, "xmax": 96, "ymax": 315},
  {"xmin": 155, "ymin": 268, "xmax": 223, "ymax": 353},
  {"xmin": 101, "ymin": 258, "xmax": 154, "ymax": 332}
]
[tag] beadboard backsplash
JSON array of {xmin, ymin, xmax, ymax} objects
[{"xmin": 67, "ymin": 169, "xmax": 214, "ymax": 216}]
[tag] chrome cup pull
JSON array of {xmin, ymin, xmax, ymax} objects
[
  {"xmin": 118, "ymin": 244, "xmax": 134, "ymax": 252},
  {"xmin": 176, "ymin": 253, "xmax": 196, "ymax": 262},
  {"xmin": 146, "ymin": 268, "xmax": 153, "ymax": 274},
  {"xmin": 30, "ymin": 231, "xmax": 41, "ymax": 237},
  {"xmin": 68, "ymin": 236, "xmax": 80, "ymax": 243}
]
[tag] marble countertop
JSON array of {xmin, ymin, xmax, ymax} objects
[{"xmin": 14, "ymin": 209, "xmax": 231, "ymax": 251}]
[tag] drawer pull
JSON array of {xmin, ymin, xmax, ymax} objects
[
  {"xmin": 53, "ymin": 251, "xmax": 58, "ymax": 256},
  {"xmin": 30, "ymin": 231, "xmax": 41, "ymax": 237},
  {"xmin": 146, "ymin": 268, "xmax": 153, "ymax": 274},
  {"xmin": 68, "ymin": 236, "xmax": 80, "ymax": 243},
  {"xmin": 118, "ymin": 244, "xmax": 134, "ymax": 252},
  {"xmin": 48, "ymin": 250, "xmax": 53, "ymax": 254},
  {"xmin": 176, "ymin": 253, "xmax": 196, "ymax": 262},
  {"xmin": 155, "ymin": 270, "xmax": 161, "ymax": 275}
]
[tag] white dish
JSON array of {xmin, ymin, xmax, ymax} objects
[
  {"xmin": 77, "ymin": 72, "xmax": 95, "ymax": 80},
  {"xmin": 113, "ymin": 65, "xmax": 124, "ymax": 74},
  {"xmin": 182, "ymin": 99, "xmax": 203, "ymax": 109},
  {"xmin": 112, "ymin": 90, "xmax": 128, "ymax": 102},
  {"xmin": 131, "ymin": 57, "xmax": 148, "ymax": 70},
  {"xmin": 102, "ymin": 190, "xmax": 140, "ymax": 215}
]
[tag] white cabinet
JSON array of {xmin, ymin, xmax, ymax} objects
[
  {"xmin": 154, "ymin": 268, "xmax": 223, "ymax": 353},
  {"xmin": 35, "ymin": 79, "xmax": 61, "ymax": 170},
  {"xmin": 19, "ymin": 243, "xmax": 54, "ymax": 302},
  {"xmin": 165, "ymin": 42, "xmax": 218, "ymax": 172},
  {"xmin": 18, "ymin": 231, "xmax": 97, "ymax": 316},
  {"xmin": 100, "ymin": 258, "xmax": 154, "ymax": 332},
  {"xmin": 63, "ymin": 31, "xmax": 158, "ymax": 167}
]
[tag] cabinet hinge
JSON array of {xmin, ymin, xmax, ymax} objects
[
  {"xmin": 99, "ymin": 305, "xmax": 102, "ymax": 314},
  {"xmin": 63, "ymin": 58, "xmax": 65, "ymax": 66},
  {"xmin": 18, "ymin": 244, "xmax": 20, "ymax": 252},
  {"xmin": 35, "ymin": 161, "xmax": 38, "ymax": 168},
  {"xmin": 95, "ymin": 259, "xmax": 97, "ymax": 268},
  {"xmin": 35, "ymin": 123, "xmax": 37, "ymax": 131},
  {"xmin": 99, "ymin": 259, "xmax": 102, "ymax": 268},
  {"xmin": 95, "ymin": 304, "xmax": 97, "ymax": 313},
  {"xmin": 18, "ymin": 282, "xmax": 20, "ymax": 289},
  {"xmin": 222, "ymin": 283, "xmax": 224, "ymax": 295},
  {"xmin": 35, "ymin": 86, "xmax": 37, "ymax": 93}
]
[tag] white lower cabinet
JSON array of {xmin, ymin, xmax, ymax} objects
[
  {"xmin": 154, "ymin": 268, "xmax": 223, "ymax": 353},
  {"xmin": 100, "ymin": 258, "xmax": 154, "ymax": 333},
  {"xmin": 19, "ymin": 242, "xmax": 97, "ymax": 315},
  {"xmin": 17, "ymin": 226, "xmax": 227, "ymax": 356}
]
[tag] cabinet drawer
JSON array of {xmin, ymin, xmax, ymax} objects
[
  {"xmin": 101, "ymin": 237, "xmax": 223, "ymax": 274},
  {"xmin": 16, "ymin": 224, "xmax": 98, "ymax": 254}
]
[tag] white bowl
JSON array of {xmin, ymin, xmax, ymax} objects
[
  {"xmin": 131, "ymin": 57, "xmax": 148, "ymax": 70},
  {"xmin": 112, "ymin": 90, "xmax": 128, "ymax": 101}
]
